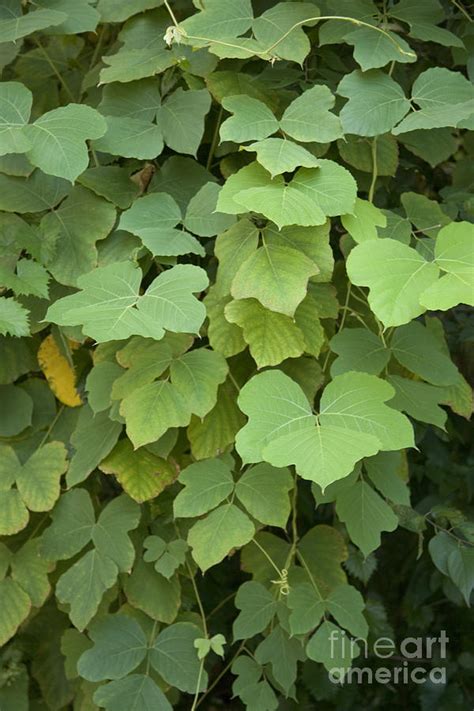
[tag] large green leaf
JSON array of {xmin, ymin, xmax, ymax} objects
[
  {"xmin": 280, "ymin": 85, "xmax": 343, "ymax": 143},
  {"xmin": 236, "ymin": 370, "xmax": 413, "ymax": 490},
  {"xmin": 245, "ymin": 138, "xmax": 320, "ymax": 177},
  {"xmin": 187, "ymin": 503, "xmax": 255, "ymax": 571},
  {"xmin": 46, "ymin": 262, "xmax": 208, "ymax": 342},
  {"xmin": 24, "ymin": 105, "xmax": 106, "ymax": 182},
  {"xmin": 150, "ymin": 622, "xmax": 208, "ymax": 692},
  {"xmin": 338, "ymin": 70, "xmax": 410, "ymax": 136},
  {"xmin": 346, "ymin": 239, "xmax": 439, "ymax": 326},
  {"xmin": 220, "ymin": 95, "xmax": 278, "ymax": 142},
  {"xmin": 159, "ymin": 88, "xmax": 211, "ymax": 156}
]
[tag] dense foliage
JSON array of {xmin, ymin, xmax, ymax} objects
[{"xmin": 0, "ymin": 0, "xmax": 473, "ymax": 709}]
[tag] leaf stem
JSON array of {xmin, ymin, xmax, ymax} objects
[
  {"xmin": 186, "ymin": 561, "xmax": 208, "ymax": 638},
  {"xmin": 206, "ymin": 106, "xmax": 223, "ymax": 171},
  {"xmin": 195, "ymin": 640, "xmax": 246, "ymax": 708},
  {"xmin": 368, "ymin": 137, "xmax": 378, "ymax": 203},
  {"xmin": 251, "ymin": 538, "xmax": 283, "ymax": 578},
  {"xmin": 191, "ymin": 659, "xmax": 205, "ymax": 711}
]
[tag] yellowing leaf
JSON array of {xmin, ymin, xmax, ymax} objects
[{"xmin": 37, "ymin": 334, "xmax": 82, "ymax": 407}]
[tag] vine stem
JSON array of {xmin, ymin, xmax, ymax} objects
[
  {"xmin": 251, "ymin": 538, "xmax": 283, "ymax": 578},
  {"xmin": 186, "ymin": 561, "xmax": 208, "ymax": 638},
  {"xmin": 163, "ymin": 8, "xmax": 415, "ymax": 61},
  {"xmin": 195, "ymin": 640, "xmax": 246, "ymax": 708},
  {"xmin": 206, "ymin": 106, "xmax": 223, "ymax": 171},
  {"xmin": 191, "ymin": 659, "xmax": 205, "ymax": 711}
]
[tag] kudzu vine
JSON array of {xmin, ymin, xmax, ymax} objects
[{"xmin": 0, "ymin": 0, "xmax": 473, "ymax": 709}]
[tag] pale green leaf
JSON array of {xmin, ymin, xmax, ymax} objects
[
  {"xmin": 231, "ymin": 244, "xmax": 318, "ymax": 316},
  {"xmin": 252, "ymin": 2, "xmax": 319, "ymax": 63},
  {"xmin": 393, "ymin": 68, "xmax": 474, "ymax": 134},
  {"xmin": 346, "ymin": 239, "xmax": 439, "ymax": 326},
  {"xmin": 160, "ymin": 88, "xmax": 211, "ymax": 156},
  {"xmin": 387, "ymin": 375, "xmax": 447, "ymax": 428},
  {"xmin": 0, "ymin": 6, "xmax": 65, "ymax": 42},
  {"xmin": 235, "ymin": 463, "xmax": 293, "ymax": 527},
  {"xmin": 338, "ymin": 70, "xmax": 410, "ymax": 137},
  {"xmin": 92, "ymin": 115, "xmax": 163, "ymax": 160},
  {"xmin": 121, "ymin": 380, "xmax": 190, "ymax": 449},
  {"xmin": 280, "ymin": 85, "xmax": 343, "ymax": 143},
  {"xmin": 0, "ymin": 81, "xmax": 32, "ymax": 156},
  {"xmin": 245, "ymin": 138, "xmax": 320, "ymax": 177},
  {"xmin": 174, "ymin": 458, "xmax": 234, "ymax": 518},
  {"xmin": 0, "ymin": 297, "xmax": 29, "ymax": 337},
  {"xmin": 119, "ymin": 192, "xmax": 204, "ymax": 257},
  {"xmin": 220, "ymin": 95, "xmax": 278, "ymax": 142},
  {"xmin": 98, "ymin": 78, "xmax": 161, "ymax": 121},
  {"xmin": 344, "ymin": 27, "xmax": 416, "ymax": 71},
  {"xmin": 225, "ymin": 298, "xmax": 306, "ymax": 367},
  {"xmin": 391, "ymin": 0, "xmax": 464, "ymax": 48},
  {"xmin": 188, "ymin": 380, "xmax": 246, "ymax": 460},
  {"xmin": 170, "ymin": 348, "xmax": 228, "ymax": 418},
  {"xmin": 68, "ymin": 405, "xmax": 122, "ymax": 486},
  {"xmin": 364, "ymin": 451, "xmax": 410, "ymax": 506},
  {"xmin": 292, "ymin": 160, "xmax": 357, "ymax": 217},
  {"xmin": 24, "ymin": 105, "xmax": 106, "ymax": 183},
  {"xmin": 0, "ymin": 579, "xmax": 31, "ymax": 647},
  {"xmin": 421, "ymin": 222, "xmax": 474, "ymax": 310},
  {"xmin": 179, "ymin": 0, "xmax": 253, "ymax": 41},
  {"xmin": 187, "ymin": 503, "xmax": 254, "ymax": 571},
  {"xmin": 184, "ymin": 182, "xmax": 236, "ymax": 237},
  {"xmin": 36, "ymin": 0, "xmax": 99, "ymax": 34},
  {"xmin": 341, "ymin": 198, "xmax": 387, "ymax": 243}
]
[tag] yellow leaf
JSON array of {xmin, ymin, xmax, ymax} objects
[{"xmin": 37, "ymin": 334, "xmax": 82, "ymax": 407}]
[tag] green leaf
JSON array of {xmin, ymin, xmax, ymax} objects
[
  {"xmin": 40, "ymin": 489, "xmax": 95, "ymax": 560},
  {"xmin": 344, "ymin": 27, "xmax": 416, "ymax": 71},
  {"xmin": 220, "ymin": 95, "xmax": 279, "ymax": 142},
  {"xmin": 0, "ymin": 579, "xmax": 31, "ymax": 647},
  {"xmin": 184, "ymin": 182, "xmax": 236, "ymax": 237},
  {"xmin": 92, "ymin": 115, "xmax": 163, "ymax": 160},
  {"xmin": 330, "ymin": 328, "xmax": 390, "ymax": 376},
  {"xmin": 280, "ymin": 85, "xmax": 343, "ymax": 143},
  {"xmin": 252, "ymin": 2, "xmax": 319, "ymax": 63},
  {"xmin": 46, "ymin": 262, "xmax": 208, "ymax": 342},
  {"xmin": 391, "ymin": 0, "xmax": 464, "ymax": 48},
  {"xmin": 56, "ymin": 549, "xmax": 118, "ymax": 631},
  {"xmin": 225, "ymin": 298, "xmax": 306, "ymax": 367},
  {"xmin": 98, "ymin": 77, "xmax": 161, "ymax": 121},
  {"xmin": 100, "ymin": 48, "xmax": 175, "ymax": 85},
  {"xmin": 292, "ymin": 160, "xmax": 357, "ymax": 217},
  {"xmin": 336, "ymin": 480, "xmax": 399, "ymax": 556},
  {"xmin": 9, "ymin": 441, "xmax": 67, "ymax": 513},
  {"xmin": 421, "ymin": 222, "xmax": 474, "ymax": 310},
  {"xmin": 338, "ymin": 70, "xmax": 410, "ymax": 136},
  {"xmin": 124, "ymin": 559, "xmax": 181, "ymax": 624},
  {"xmin": 393, "ymin": 68, "xmax": 474, "ymax": 134},
  {"xmin": 0, "ymin": 297, "xmax": 29, "ymax": 337},
  {"xmin": 94, "ymin": 675, "xmax": 172, "ymax": 711},
  {"xmin": 306, "ymin": 620, "xmax": 359, "ymax": 672},
  {"xmin": 0, "ymin": 170, "xmax": 70, "ymax": 213},
  {"xmin": 341, "ymin": 198, "xmax": 387, "ymax": 244},
  {"xmin": 245, "ymin": 138, "xmax": 320, "ymax": 177},
  {"xmin": 0, "ymin": 384, "xmax": 32, "ymax": 436},
  {"xmin": 97, "ymin": 0, "xmax": 164, "ymax": 23},
  {"xmin": 160, "ymin": 88, "xmax": 211, "ymax": 156},
  {"xmin": 170, "ymin": 348, "xmax": 228, "ymax": 417},
  {"xmin": 143, "ymin": 536, "xmax": 188, "ymax": 579},
  {"xmin": 391, "ymin": 322, "xmax": 459, "ymax": 385},
  {"xmin": 346, "ymin": 239, "xmax": 439, "ymax": 327},
  {"xmin": 232, "ymin": 657, "xmax": 278, "ymax": 711},
  {"xmin": 233, "ymin": 581, "xmax": 277, "ymax": 640},
  {"xmin": 24, "ymin": 105, "xmax": 106, "ymax": 182},
  {"xmin": 179, "ymin": 0, "xmax": 254, "ymax": 41},
  {"xmin": 121, "ymin": 380, "xmax": 190, "ymax": 449},
  {"xmin": 325, "ymin": 584, "xmax": 368, "ymax": 638},
  {"xmin": 174, "ymin": 458, "xmax": 235, "ymax": 518},
  {"xmin": 237, "ymin": 370, "xmax": 413, "ymax": 490},
  {"xmin": 10, "ymin": 539, "xmax": 51, "ymax": 608},
  {"xmin": 364, "ymin": 451, "xmax": 411, "ymax": 506},
  {"xmin": 41, "ymin": 185, "xmax": 116, "ymax": 286},
  {"xmin": 387, "ymin": 375, "xmax": 447, "ymax": 429},
  {"xmin": 235, "ymin": 463, "xmax": 293, "ymax": 527},
  {"xmin": 255, "ymin": 625, "xmax": 304, "ymax": 693},
  {"xmin": 231, "ymin": 244, "xmax": 318, "ymax": 316},
  {"xmin": 99, "ymin": 439, "xmax": 176, "ymax": 503},
  {"xmin": 150, "ymin": 622, "xmax": 207, "ymax": 693},
  {"xmin": 36, "ymin": 0, "xmax": 99, "ymax": 35},
  {"xmin": 447, "ymin": 547, "xmax": 474, "ymax": 605},
  {"xmin": 187, "ymin": 503, "xmax": 254, "ymax": 571},
  {"xmin": 0, "ymin": 81, "xmax": 32, "ymax": 155},
  {"xmin": 0, "ymin": 6, "xmax": 66, "ymax": 42},
  {"xmin": 67, "ymin": 405, "xmax": 122, "ymax": 486},
  {"xmin": 234, "ymin": 174, "xmax": 326, "ymax": 229},
  {"xmin": 119, "ymin": 192, "xmax": 203, "ymax": 257},
  {"xmin": 77, "ymin": 615, "xmax": 147, "ymax": 681},
  {"xmin": 92, "ymin": 494, "xmax": 141, "ymax": 572},
  {"xmin": 0, "ymin": 491, "xmax": 28, "ymax": 536},
  {"xmin": 288, "ymin": 582, "xmax": 325, "ymax": 635}
]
